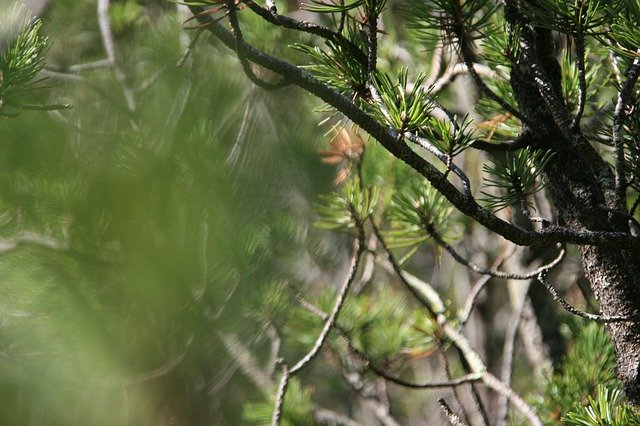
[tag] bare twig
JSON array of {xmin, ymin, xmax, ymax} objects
[
  {"xmin": 427, "ymin": 226, "xmax": 565, "ymax": 280},
  {"xmin": 271, "ymin": 237, "xmax": 363, "ymax": 424},
  {"xmin": 97, "ymin": 0, "xmax": 136, "ymax": 112},
  {"xmin": 430, "ymin": 62, "xmax": 500, "ymax": 95},
  {"xmin": 226, "ymin": 0, "xmax": 288, "ymax": 90},
  {"xmin": 271, "ymin": 364, "xmax": 290, "ymax": 426},
  {"xmin": 497, "ymin": 283, "xmax": 530, "ymax": 426},
  {"xmin": 436, "ymin": 341, "xmax": 473, "ymax": 426},
  {"xmin": 438, "ymin": 398, "xmax": 469, "ymax": 426},
  {"xmin": 371, "ymin": 222, "xmax": 543, "ymax": 426},
  {"xmin": 613, "ymin": 57, "xmax": 640, "ymax": 210},
  {"xmin": 459, "ymin": 242, "xmax": 516, "ymax": 328},
  {"xmin": 571, "ymin": 34, "xmax": 587, "ymax": 131},
  {"xmin": 220, "ymin": 332, "xmax": 271, "ymax": 390},
  {"xmin": 537, "ymin": 272, "xmax": 640, "ymax": 323}
]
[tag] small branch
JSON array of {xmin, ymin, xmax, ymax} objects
[
  {"xmin": 290, "ymin": 237, "xmax": 363, "ymax": 374},
  {"xmin": 438, "ymin": 398, "xmax": 469, "ymax": 426},
  {"xmin": 430, "ymin": 62, "xmax": 500, "ymax": 95},
  {"xmin": 372, "ymin": 221, "xmax": 542, "ymax": 425},
  {"xmin": 497, "ymin": 285, "xmax": 529, "ymax": 426},
  {"xmin": 436, "ymin": 341, "xmax": 474, "ymax": 426},
  {"xmin": 97, "ymin": 0, "xmax": 136, "ymax": 112},
  {"xmin": 312, "ymin": 407, "xmax": 362, "ymax": 426},
  {"xmin": 404, "ymin": 132, "xmax": 472, "ymax": 198},
  {"xmin": 241, "ymin": 0, "xmax": 367, "ymax": 66},
  {"xmin": 370, "ymin": 368, "xmax": 483, "ymax": 389},
  {"xmin": 459, "ymin": 242, "xmax": 515, "ymax": 328},
  {"xmin": 613, "ymin": 57, "xmax": 640, "ymax": 210},
  {"xmin": 270, "ymin": 237, "xmax": 363, "ymax": 424},
  {"xmin": 482, "ymin": 371, "xmax": 541, "ymax": 426},
  {"xmin": 537, "ymin": 272, "xmax": 640, "ymax": 323},
  {"xmin": 425, "ymin": 44, "xmax": 445, "ymax": 87},
  {"xmin": 571, "ymin": 33, "xmax": 587, "ymax": 131},
  {"xmin": 517, "ymin": 25, "xmax": 572, "ymax": 135},
  {"xmin": 427, "ymin": 226, "xmax": 565, "ymax": 280},
  {"xmin": 271, "ymin": 364, "xmax": 290, "ymax": 426},
  {"xmin": 226, "ymin": 0, "xmax": 288, "ymax": 90},
  {"xmin": 220, "ymin": 332, "xmax": 271, "ymax": 390},
  {"xmin": 458, "ymin": 275, "xmax": 491, "ymax": 328}
]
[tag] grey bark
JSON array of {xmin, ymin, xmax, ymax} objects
[{"xmin": 511, "ymin": 26, "xmax": 640, "ymax": 404}]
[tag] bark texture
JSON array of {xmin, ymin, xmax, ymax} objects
[{"xmin": 511, "ymin": 27, "xmax": 640, "ymax": 404}]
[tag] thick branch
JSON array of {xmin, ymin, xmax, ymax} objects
[{"xmin": 188, "ymin": 7, "xmax": 640, "ymax": 254}]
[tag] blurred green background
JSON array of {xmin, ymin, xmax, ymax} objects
[{"xmin": 0, "ymin": 1, "xmax": 335, "ymax": 424}]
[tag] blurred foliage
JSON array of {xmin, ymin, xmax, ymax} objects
[
  {"xmin": 4, "ymin": 0, "xmax": 640, "ymax": 424},
  {"xmin": 0, "ymin": 1, "xmax": 329, "ymax": 424},
  {"xmin": 535, "ymin": 323, "xmax": 640, "ymax": 425}
]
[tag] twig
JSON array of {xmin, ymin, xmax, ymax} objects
[
  {"xmin": 226, "ymin": 0, "xmax": 288, "ymax": 90},
  {"xmin": 371, "ymin": 222, "xmax": 543, "ymax": 425},
  {"xmin": 425, "ymin": 44, "xmax": 445, "ymax": 87},
  {"xmin": 430, "ymin": 62, "xmax": 500, "ymax": 95},
  {"xmin": 438, "ymin": 398, "xmax": 469, "ymax": 426},
  {"xmin": 426, "ymin": 226, "xmax": 565, "ymax": 280},
  {"xmin": 436, "ymin": 340, "xmax": 473, "ymax": 426},
  {"xmin": 290, "ymin": 237, "xmax": 362, "ymax": 374},
  {"xmin": 97, "ymin": 0, "xmax": 136, "ymax": 112},
  {"xmin": 271, "ymin": 237, "xmax": 363, "ymax": 424},
  {"xmin": 458, "ymin": 275, "xmax": 491, "ymax": 328},
  {"xmin": 482, "ymin": 371, "xmax": 541, "ymax": 426},
  {"xmin": 220, "ymin": 332, "xmax": 271, "ymax": 390},
  {"xmin": 241, "ymin": 0, "xmax": 367, "ymax": 66},
  {"xmin": 312, "ymin": 407, "xmax": 362, "ymax": 426},
  {"xmin": 271, "ymin": 364, "xmax": 290, "ymax": 426},
  {"xmin": 537, "ymin": 271, "xmax": 640, "ymax": 323},
  {"xmin": 571, "ymin": 33, "xmax": 587, "ymax": 131},
  {"xmin": 497, "ymin": 283, "xmax": 530, "ymax": 426},
  {"xmin": 459, "ymin": 242, "xmax": 515, "ymax": 328},
  {"xmin": 613, "ymin": 57, "xmax": 640, "ymax": 210}
]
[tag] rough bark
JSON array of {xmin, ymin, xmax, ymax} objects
[{"xmin": 511, "ymin": 27, "xmax": 640, "ymax": 404}]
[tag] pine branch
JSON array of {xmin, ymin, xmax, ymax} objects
[
  {"xmin": 187, "ymin": 6, "xmax": 640, "ymax": 253},
  {"xmin": 537, "ymin": 272, "xmax": 640, "ymax": 323}
]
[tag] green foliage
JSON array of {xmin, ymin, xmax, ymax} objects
[
  {"xmin": 0, "ymin": 10, "xmax": 55, "ymax": 117},
  {"xmin": 371, "ymin": 68, "xmax": 434, "ymax": 133},
  {"xmin": 607, "ymin": 0, "xmax": 640, "ymax": 58},
  {"xmin": 404, "ymin": 0, "xmax": 497, "ymax": 48},
  {"xmin": 560, "ymin": 50, "xmax": 605, "ymax": 116},
  {"xmin": 339, "ymin": 286, "xmax": 409, "ymax": 360},
  {"xmin": 480, "ymin": 12, "xmax": 520, "ymax": 68},
  {"xmin": 481, "ymin": 148, "xmax": 554, "ymax": 211},
  {"xmin": 563, "ymin": 385, "xmax": 640, "ymax": 426},
  {"xmin": 522, "ymin": 0, "xmax": 611, "ymax": 35},
  {"xmin": 385, "ymin": 179, "xmax": 454, "ymax": 251},
  {"xmin": 244, "ymin": 378, "xmax": 315, "ymax": 426},
  {"xmin": 537, "ymin": 323, "xmax": 625, "ymax": 424},
  {"xmin": 421, "ymin": 114, "xmax": 475, "ymax": 157},
  {"xmin": 295, "ymin": 34, "xmax": 368, "ymax": 97},
  {"xmin": 315, "ymin": 178, "xmax": 380, "ymax": 235}
]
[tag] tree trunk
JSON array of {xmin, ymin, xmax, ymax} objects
[{"xmin": 511, "ymin": 28, "xmax": 640, "ymax": 404}]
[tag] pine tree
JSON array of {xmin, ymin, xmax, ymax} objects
[{"xmin": 184, "ymin": 0, "xmax": 640, "ymax": 424}]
